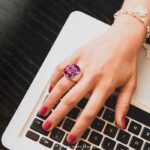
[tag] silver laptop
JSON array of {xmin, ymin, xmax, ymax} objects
[{"xmin": 1, "ymin": 11, "xmax": 150, "ymax": 150}]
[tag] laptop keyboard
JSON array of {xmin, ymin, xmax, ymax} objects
[{"xmin": 25, "ymin": 95, "xmax": 150, "ymax": 150}]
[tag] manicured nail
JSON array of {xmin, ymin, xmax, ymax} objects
[
  {"xmin": 42, "ymin": 120, "xmax": 52, "ymax": 130},
  {"xmin": 48, "ymin": 86, "xmax": 53, "ymax": 93},
  {"xmin": 121, "ymin": 116, "xmax": 126, "ymax": 129},
  {"xmin": 38, "ymin": 106, "xmax": 47, "ymax": 116},
  {"xmin": 67, "ymin": 134, "xmax": 76, "ymax": 144}
]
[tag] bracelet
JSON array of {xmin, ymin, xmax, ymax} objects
[
  {"xmin": 114, "ymin": 6, "xmax": 150, "ymax": 38},
  {"xmin": 114, "ymin": 6, "xmax": 150, "ymax": 59}
]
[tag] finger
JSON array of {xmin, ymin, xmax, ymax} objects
[
  {"xmin": 48, "ymin": 53, "xmax": 79, "ymax": 93},
  {"xmin": 42, "ymin": 76, "xmax": 92, "ymax": 131},
  {"xmin": 39, "ymin": 61, "xmax": 84, "ymax": 117},
  {"xmin": 115, "ymin": 78, "xmax": 136, "ymax": 129},
  {"xmin": 67, "ymin": 85, "xmax": 113, "ymax": 144},
  {"xmin": 38, "ymin": 76, "xmax": 75, "ymax": 117}
]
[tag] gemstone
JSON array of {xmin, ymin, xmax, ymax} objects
[{"xmin": 64, "ymin": 64, "xmax": 80, "ymax": 79}]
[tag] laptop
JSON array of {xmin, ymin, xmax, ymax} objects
[{"xmin": 1, "ymin": 11, "xmax": 150, "ymax": 150}]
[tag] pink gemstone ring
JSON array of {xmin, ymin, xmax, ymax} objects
[{"xmin": 64, "ymin": 64, "xmax": 82, "ymax": 82}]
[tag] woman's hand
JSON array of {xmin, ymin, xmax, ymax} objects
[{"xmin": 38, "ymin": 16, "xmax": 145, "ymax": 144}]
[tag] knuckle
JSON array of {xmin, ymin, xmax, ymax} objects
[
  {"xmin": 129, "ymin": 82, "xmax": 137, "ymax": 91},
  {"xmin": 57, "ymin": 82, "xmax": 68, "ymax": 91},
  {"xmin": 97, "ymin": 67, "xmax": 104, "ymax": 76},
  {"xmin": 50, "ymin": 78, "xmax": 56, "ymax": 85},
  {"xmin": 87, "ymin": 75, "xmax": 96, "ymax": 83},
  {"xmin": 56, "ymin": 63, "xmax": 64, "ymax": 71},
  {"xmin": 116, "ymin": 102, "xmax": 129, "ymax": 108},
  {"xmin": 115, "ymin": 102, "xmax": 129, "ymax": 111},
  {"xmin": 103, "ymin": 80, "xmax": 114, "ymax": 91},
  {"xmin": 83, "ymin": 110, "xmax": 96, "ymax": 120},
  {"xmin": 89, "ymin": 67, "xmax": 103, "ymax": 78},
  {"xmin": 87, "ymin": 69, "xmax": 103, "ymax": 83},
  {"xmin": 63, "ymin": 97, "xmax": 76, "ymax": 106}
]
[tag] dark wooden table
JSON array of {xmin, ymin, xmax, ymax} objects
[{"xmin": 0, "ymin": 0, "xmax": 123, "ymax": 149}]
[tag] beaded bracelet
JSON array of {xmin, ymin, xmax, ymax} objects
[{"xmin": 114, "ymin": 6, "xmax": 150, "ymax": 59}]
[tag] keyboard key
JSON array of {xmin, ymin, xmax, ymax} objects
[
  {"xmin": 67, "ymin": 107, "xmax": 80, "ymax": 119},
  {"xmin": 124, "ymin": 117, "xmax": 129, "ymax": 129},
  {"xmin": 91, "ymin": 118, "xmax": 105, "ymax": 132},
  {"xmin": 128, "ymin": 121, "xmax": 142, "ymax": 135},
  {"xmin": 116, "ymin": 144, "xmax": 129, "ymax": 150},
  {"xmin": 144, "ymin": 142, "xmax": 150, "ymax": 150},
  {"xmin": 129, "ymin": 136, "xmax": 143, "ymax": 150},
  {"xmin": 63, "ymin": 118, "xmax": 75, "ymax": 132},
  {"xmin": 88, "ymin": 131, "xmax": 103, "ymax": 146},
  {"xmin": 26, "ymin": 130, "xmax": 39, "ymax": 141},
  {"xmin": 92, "ymin": 146, "xmax": 101, "ymax": 150},
  {"xmin": 102, "ymin": 109, "xmax": 115, "ymax": 123},
  {"xmin": 82, "ymin": 128, "xmax": 90, "ymax": 139},
  {"xmin": 39, "ymin": 137, "xmax": 53, "ymax": 148},
  {"xmin": 97, "ymin": 107, "xmax": 104, "ymax": 117},
  {"xmin": 105, "ymin": 95, "xmax": 117, "ymax": 109},
  {"xmin": 141, "ymin": 127, "xmax": 150, "ymax": 141},
  {"xmin": 50, "ymin": 127, "xmax": 65, "ymax": 142},
  {"xmin": 102, "ymin": 137, "xmax": 116, "ymax": 150},
  {"xmin": 77, "ymin": 98, "xmax": 88, "ymax": 109},
  {"xmin": 53, "ymin": 143, "xmax": 67, "ymax": 150},
  {"xmin": 77, "ymin": 140, "xmax": 91, "ymax": 150},
  {"xmin": 30, "ymin": 118, "xmax": 49, "ymax": 136},
  {"xmin": 63, "ymin": 135, "xmax": 76, "ymax": 149},
  {"xmin": 104, "ymin": 123, "xmax": 118, "ymax": 138},
  {"xmin": 117, "ymin": 130, "xmax": 131, "ymax": 144},
  {"xmin": 127, "ymin": 105, "xmax": 150, "ymax": 127},
  {"xmin": 37, "ymin": 110, "xmax": 52, "ymax": 120}
]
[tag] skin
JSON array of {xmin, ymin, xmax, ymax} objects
[{"xmin": 39, "ymin": 0, "xmax": 150, "ymax": 144}]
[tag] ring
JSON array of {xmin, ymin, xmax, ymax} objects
[{"xmin": 63, "ymin": 64, "xmax": 82, "ymax": 82}]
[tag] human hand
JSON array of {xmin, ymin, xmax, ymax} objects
[{"xmin": 38, "ymin": 16, "xmax": 145, "ymax": 144}]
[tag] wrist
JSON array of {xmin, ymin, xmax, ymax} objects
[
  {"xmin": 111, "ymin": 15, "xmax": 147, "ymax": 53},
  {"xmin": 113, "ymin": 15, "xmax": 147, "ymax": 41}
]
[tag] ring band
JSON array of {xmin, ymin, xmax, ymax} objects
[{"xmin": 63, "ymin": 64, "xmax": 82, "ymax": 82}]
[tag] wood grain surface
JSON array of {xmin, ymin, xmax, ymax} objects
[{"xmin": 0, "ymin": 0, "xmax": 124, "ymax": 149}]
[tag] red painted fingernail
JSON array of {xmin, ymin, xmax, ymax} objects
[
  {"xmin": 38, "ymin": 106, "xmax": 47, "ymax": 116},
  {"xmin": 48, "ymin": 86, "xmax": 53, "ymax": 93},
  {"xmin": 121, "ymin": 116, "xmax": 126, "ymax": 129},
  {"xmin": 67, "ymin": 134, "xmax": 76, "ymax": 144},
  {"xmin": 42, "ymin": 120, "xmax": 52, "ymax": 130}
]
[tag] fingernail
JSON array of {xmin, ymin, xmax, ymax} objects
[
  {"xmin": 42, "ymin": 120, "xmax": 52, "ymax": 130},
  {"xmin": 38, "ymin": 106, "xmax": 47, "ymax": 116},
  {"xmin": 121, "ymin": 116, "xmax": 126, "ymax": 129},
  {"xmin": 48, "ymin": 86, "xmax": 53, "ymax": 93},
  {"xmin": 67, "ymin": 134, "xmax": 76, "ymax": 144}
]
